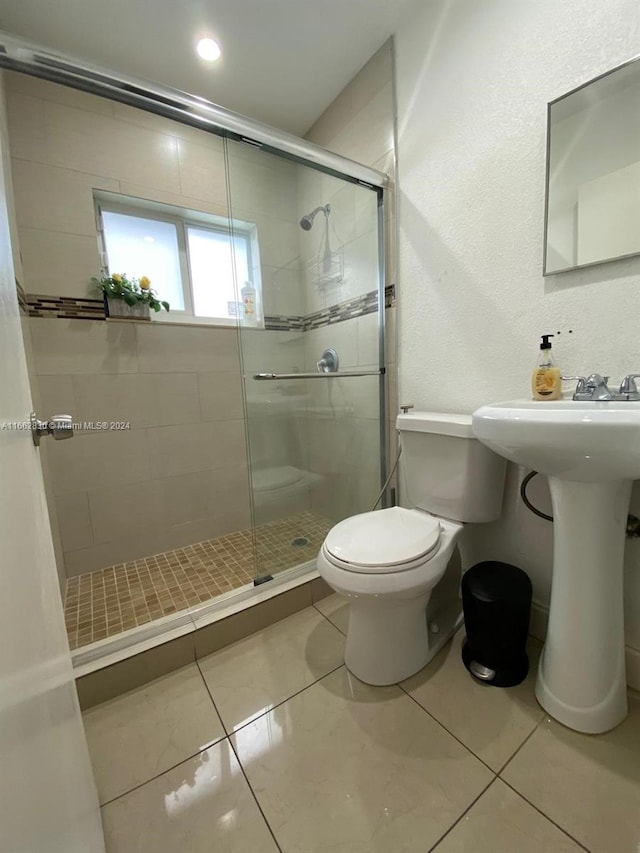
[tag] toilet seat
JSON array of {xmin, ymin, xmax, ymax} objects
[{"xmin": 324, "ymin": 507, "xmax": 441, "ymax": 574}]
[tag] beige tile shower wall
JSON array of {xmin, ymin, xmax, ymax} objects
[
  {"xmin": 4, "ymin": 72, "xmax": 300, "ymax": 305},
  {"xmin": 226, "ymin": 147, "xmax": 302, "ymax": 304},
  {"xmin": 3, "ymin": 73, "xmax": 230, "ymax": 299},
  {"xmin": 304, "ymin": 37, "xmax": 395, "ymax": 322},
  {"xmin": 238, "ymin": 325, "xmax": 310, "ymax": 523},
  {"xmin": 30, "ymin": 318, "xmax": 250, "ymax": 575},
  {"xmin": 303, "ymin": 40, "xmax": 398, "ymax": 519}
]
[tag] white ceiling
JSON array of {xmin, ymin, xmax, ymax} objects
[{"xmin": 0, "ymin": 0, "xmax": 410, "ymax": 136}]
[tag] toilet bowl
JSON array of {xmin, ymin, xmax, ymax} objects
[
  {"xmin": 318, "ymin": 507, "xmax": 463, "ymax": 684},
  {"xmin": 317, "ymin": 411, "xmax": 506, "ymax": 686}
]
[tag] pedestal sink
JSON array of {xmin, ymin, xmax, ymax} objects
[{"xmin": 472, "ymin": 400, "xmax": 640, "ymax": 734}]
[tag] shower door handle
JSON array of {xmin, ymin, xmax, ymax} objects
[{"xmin": 253, "ymin": 369, "xmax": 384, "ymax": 380}]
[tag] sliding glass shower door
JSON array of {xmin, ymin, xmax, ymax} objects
[{"xmin": 225, "ymin": 137, "xmax": 386, "ymax": 582}]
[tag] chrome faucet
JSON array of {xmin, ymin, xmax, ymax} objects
[
  {"xmin": 564, "ymin": 374, "xmax": 613, "ymax": 401},
  {"xmin": 615, "ymin": 374, "xmax": 640, "ymax": 401}
]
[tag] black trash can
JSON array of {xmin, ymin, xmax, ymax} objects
[{"xmin": 461, "ymin": 561, "xmax": 532, "ymax": 687}]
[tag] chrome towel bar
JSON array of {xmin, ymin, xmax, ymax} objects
[{"xmin": 253, "ymin": 369, "xmax": 384, "ymax": 380}]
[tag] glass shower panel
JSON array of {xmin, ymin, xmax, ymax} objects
[{"xmin": 225, "ymin": 137, "xmax": 384, "ymax": 582}]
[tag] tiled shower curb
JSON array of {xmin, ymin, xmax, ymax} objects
[{"xmin": 75, "ymin": 571, "xmax": 332, "ymax": 710}]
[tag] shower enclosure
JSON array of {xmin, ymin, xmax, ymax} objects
[{"xmin": 0, "ymin": 32, "xmax": 387, "ymax": 663}]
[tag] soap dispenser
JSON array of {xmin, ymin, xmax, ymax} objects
[{"xmin": 531, "ymin": 334, "xmax": 561, "ymax": 400}]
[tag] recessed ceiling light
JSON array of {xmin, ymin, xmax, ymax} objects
[{"xmin": 196, "ymin": 38, "xmax": 221, "ymax": 62}]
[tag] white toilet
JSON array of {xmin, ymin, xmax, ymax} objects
[{"xmin": 317, "ymin": 411, "xmax": 506, "ymax": 685}]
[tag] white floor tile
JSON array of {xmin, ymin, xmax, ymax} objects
[
  {"xmin": 199, "ymin": 606, "xmax": 345, "ymax": 731},
  {"xmin": 502, "ymin": 692, "xmax": 640, "ymax": 853},
  {"xmin": 314, "ymin": 591, "xmax": 350, "ymax": 634},
  {"xmin": 402, "ymin": 629, "xmax": 544, "ymax": 771},
  {"xmin": 232, "ymin": 666, "xmax": 493, "ymax": 852},
  {"xmin": 432, "ymin": 779, "xmax": 583, "ymax": 852},
  {"xmin": 102, "ymin": 740, "xmax": 278, "ymax": 852},
  {"xmin": 84, "ymin": 663, "xmax": 224, "ymax": 803}
]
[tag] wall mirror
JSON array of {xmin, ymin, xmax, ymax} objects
[{"xmin": 544, "ymin": 55, "xmax": 640, "ymax": 275}]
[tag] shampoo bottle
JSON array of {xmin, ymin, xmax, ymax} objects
[
  {"xmin": 241, "ymin": 281, "xmax": 257, "ymax": 326},
  {"xmin": 531, "ymin": 334, "xmax": 561, "ymax": 400}
]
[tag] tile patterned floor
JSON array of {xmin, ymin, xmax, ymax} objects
[
  {"xmin": 85, "ymin": 594, "xmax": 640, "ymax": 853},
  {"xmin": 64, "ymin": 512, "xmax": 332, "ymax": 649}
]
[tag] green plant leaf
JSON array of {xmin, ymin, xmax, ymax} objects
[{"xmin": 161, "ymin": 301, "xmax": 170, "ymax": 312}]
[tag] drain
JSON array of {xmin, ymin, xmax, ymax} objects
[{"xmin": 291, "ymin": 536, "xmax": 309, "ymax": 547}]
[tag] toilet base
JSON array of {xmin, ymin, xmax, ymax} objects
[{"xmin": 344, "ymin": 595, "xmax": 463, "ymax": 686}]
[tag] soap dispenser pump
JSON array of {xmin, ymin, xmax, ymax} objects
[{"xmin": 531, "ymin": 334, "xmax": 561, "ymax": 400}]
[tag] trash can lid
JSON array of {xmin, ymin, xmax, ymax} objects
[{"xmin": 462, "ymin": 561, "xmax": 532, "ymax": 603}]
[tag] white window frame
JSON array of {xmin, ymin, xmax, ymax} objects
[{"xmin": 94, "ymin": 191, "xmax": 263, "ymax": 328}]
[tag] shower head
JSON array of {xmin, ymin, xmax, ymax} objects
[{"xmin": 299, "ymin": 203, "xmax": 330, "ymax": 231}]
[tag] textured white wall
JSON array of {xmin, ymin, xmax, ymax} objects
[{"xmin": 395, "ymin": 0, "xmax": 640, "ymax": 649}]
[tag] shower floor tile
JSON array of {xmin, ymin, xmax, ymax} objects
[{"xmin": 64, "ymin": 511, "xmax": 332, "ymax": 650}]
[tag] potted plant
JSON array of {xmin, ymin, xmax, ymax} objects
[{"xmin": 92, "ymin": 272, "xmax": 170, "ymax": 320}]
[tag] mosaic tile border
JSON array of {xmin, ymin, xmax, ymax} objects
[
  {"xmin": 263, "ymin": 314, "xmax": 305, "ymax": 332},
  {"xmin": 16, "ymin": 279, "xmax": 28, "ymax": 315},
  {"xmin": 22, "ymin": 283, "xmax": 395, "ymax": 329},
  {"xmin": 385, "ymin": 282, "xmax": 396, "ymax": 309},
  {"xmin": 264, "ymin": 283, "xmax": 395, "ymax": 332},
  {"xmin": 26, "ymin": 293, "xmax": 105, "ymax": 321},
  {"xmin": 302, "ymin": 290, "xmax": 377, "ymax": 331}
]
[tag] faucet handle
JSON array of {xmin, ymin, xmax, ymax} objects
[
  {"xmin": 618, "ymin": 374, "xmax": 640, "ymax": 400},
  {"xmin": 562, "ymin": 375, "xmax": 586, "ymax": 395},
  {"xmin": 399, "ymin": 403, "xmax": 414, "ymax": 414}
]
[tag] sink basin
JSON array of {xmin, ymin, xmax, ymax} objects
[
  {"xmin": 472, "ymin": 399, "xmax": 640, "ymax": 482},
  {"xmin": 472, "ymin": 399, "xmax": 637, "ymax": 734}
]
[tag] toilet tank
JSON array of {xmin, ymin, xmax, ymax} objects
[{"xmin": 397, "ymin": 411, "xmax": 506, "ymax": 523}]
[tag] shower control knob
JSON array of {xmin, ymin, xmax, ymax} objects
[
  {"xmin": 399, "ymin": 403, "xmax": 414, "ymax": 414},
  {"xmin": 317, "ymin": 348, "xmax": 339, "ymax": 374}
]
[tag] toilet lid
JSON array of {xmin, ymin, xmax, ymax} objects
[{"xmin": 324, "ymin": 507, "xmax": 441, "ymax": 572}]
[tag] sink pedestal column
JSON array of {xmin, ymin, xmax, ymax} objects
[{"xmin": 535, "ymin": 478, "xmax": 631, "ymax": 733}]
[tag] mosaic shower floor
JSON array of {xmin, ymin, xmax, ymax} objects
[{"xmin": 64, "ymin": 512, "xmax": 333, "ymax": 650}]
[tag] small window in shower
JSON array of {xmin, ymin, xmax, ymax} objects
[{"xmin": 95, "ymin": 191, "xmax": 262, "ymax": 326}]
